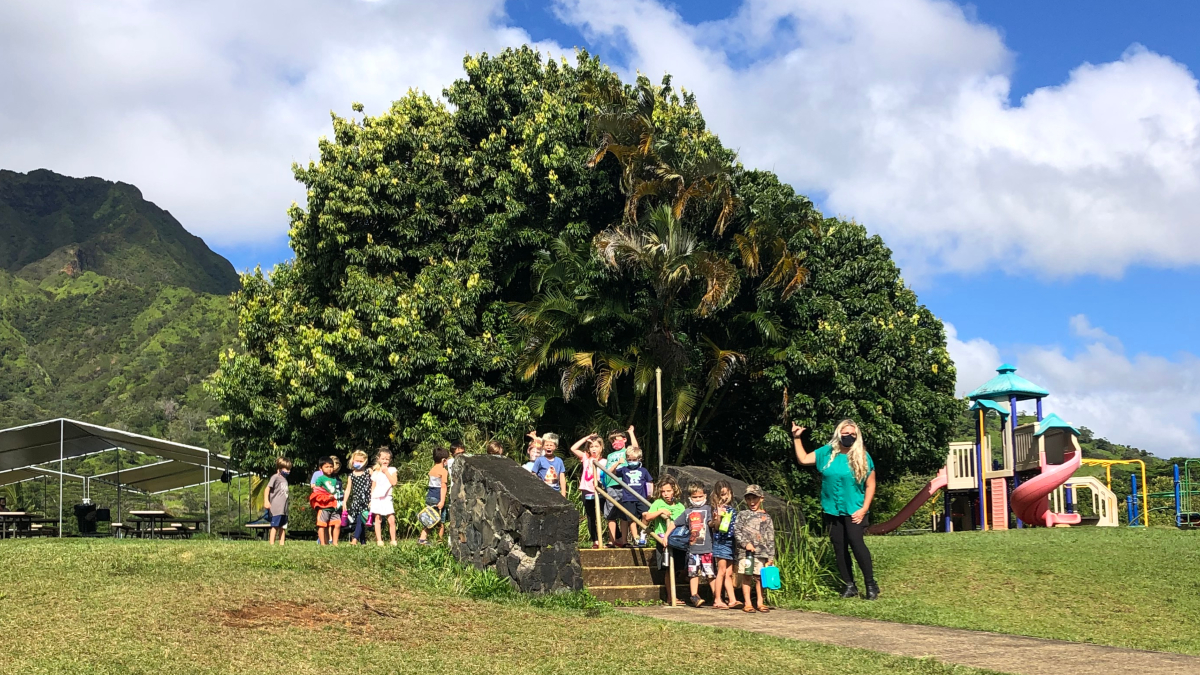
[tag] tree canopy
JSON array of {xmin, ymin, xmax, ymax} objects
[{"xmin": 208, "ymin": 47, "xmax": 960, "ymax": 484}]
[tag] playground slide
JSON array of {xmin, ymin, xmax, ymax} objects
[
  {"xmin": 1011, "ymin": 448, "xmax": 1082, "ymax": 527},
  {"xmin": 867, "ymin": 468, "xmax": 948, "ymax": 534}
]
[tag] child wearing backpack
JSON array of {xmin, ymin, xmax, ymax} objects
[
  {"xmin": 734, "ymin": 484, "xmax": 776, "ymax": 613},
  {"xmin": 674, "ymin": 481, "xmax": 715, "ymax": 607},
  {"xmin": 419, "ymin": 447, "xmax": 450, "ymax": 545}
]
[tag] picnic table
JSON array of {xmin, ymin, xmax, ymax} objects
[
  {"xmin": 0, "ymin": 512, "xmax": 58, "ymax": 538},
  {"xmin": 126, "ymin": 511, "xmax": 206, "ymax": 539}
]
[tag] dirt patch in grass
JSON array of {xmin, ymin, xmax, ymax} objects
[{"xmin": 218, "ymin": 600, "xmax": 348, "ymax": 629}]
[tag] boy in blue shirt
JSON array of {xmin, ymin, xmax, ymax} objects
[
  {"xmin": 531, "ymin": 433, "xmax": 567, "ymax": 497},
  {"xmin": 614, "ymin": 446, "xmax": 653, "ymax": 547}
]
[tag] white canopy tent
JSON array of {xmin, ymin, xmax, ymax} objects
[{"xmin": 0, "ymin": 418, "xmax": 232, "ymax": 534}]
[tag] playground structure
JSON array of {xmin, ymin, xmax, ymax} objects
[
  {"xmin": 1143, "ymin": 459, "xmax": 1200, "ymax": 528},
  {"xmin": 870, "ymin": 364, "xmax": 1123, "ymax": 534}
]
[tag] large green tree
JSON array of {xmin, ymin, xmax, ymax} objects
[
  {"xmin": 209, "ymin": 49, "xmax": 625, "ymax": 470},
  {"xmin": 210, "ymin": 47, "xmax": 959, "ymax": 485}
]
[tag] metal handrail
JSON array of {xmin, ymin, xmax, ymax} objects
[
  {"xmin": 591, "ymin": 460, "xmax": 678, "ymax": 607},
  {"xmin": 594, "ymin": 488, "xmax": 677, "ymax": 607}
]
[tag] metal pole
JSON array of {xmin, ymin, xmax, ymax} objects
[
  {"xmin": 58, "ymin": 420, "xmax": 63, "ymax": 538},
  {"xmin": 205, "ymin": 450, "xmax": 211, "ymax": 534},
  {"xmin": 655, "ymin": 367, "xmax": 664, "ymax": 473},
  {"xmin": 1175, "ymin": 464, "xmax": 1182, "ymax": 528},
  {"xmin": 117, "ymin": 448, "xmax": 121, "ymax": 525},
  {"xmin": 976, "ymin": 409, "xmax": 987, "ymax": 530}
]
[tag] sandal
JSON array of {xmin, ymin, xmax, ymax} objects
[
  {"xmin": 729, "ymin": 601, "xmax": 744, "ymax": 609},
  {"xmin": 417, "ymin": 538, "xmax": 428, "ymax": 546},
  {"xmin": 757, "ymin": 606, "xmax": 770, "ymax": 613},
  {"xmin": 742, "ymin": 605, "xmax": 756, "ymax": 613},
  {"xmin": 714, "ymin": 603, "xmax": 730, "ymax": 610}
]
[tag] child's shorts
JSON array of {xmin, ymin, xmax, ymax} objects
[
  {"xmin": 424, "ymin": 491, "xmax": 448, "ymax": 522},
  {"xmin": 711, "ymin": 540, "xmax": 734, "ymax": 561},
  {"xmin": 737, "ymin": 555, "xmax": 770, "ymax": 577},
  {"xmin": 269, "ymin": 514, "xmax": 288, "ymax": 528},
  {"xmin": 603, "ymin": 487, "xmax": 624, "ymax": 520},
  {"xmin": 687, "ymin": 552, "xmax": 715, "ymax": 579},
  {"xmin": 316, "ymin": 508, "xmax": 337, "ymax": 525},
  {"xmin": 617, "ymin": 500, "xmax": 647, "ymax": 522}
]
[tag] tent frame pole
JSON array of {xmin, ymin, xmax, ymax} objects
[
  {"xmin": 205, "ymin": 450, "xmax": 211, "ymax": 534},
  {"xmin": 58, "ymin": 419, "xmax": 63, "ymax": 538}
]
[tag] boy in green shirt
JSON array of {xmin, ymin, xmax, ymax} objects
[
  {"xmin": 312, "ymin": 456, "xmax": 342, "ymax": 546},
  {"xmin": 643, "ymin": 475, "xmax": 684, "ymax": 542}
]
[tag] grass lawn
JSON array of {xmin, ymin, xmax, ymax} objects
[
  {"xmin": 782, "ymin": 527, "xmax": 1200, "ymax": 655},
  {"xmin": 0, "ymin": 539, "xmax": 989, "ymax": 675}
]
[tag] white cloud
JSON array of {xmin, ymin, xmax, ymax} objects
[
  {"xmin": 947, "ymin": 316, "xmax": 1200, "ymax": 457},
  {"xmin": 1068, "ymin": 314, "xmax": 1122, "ymax": 350},
  {"xmin": 0, "ymin": 0, "xmax": 543, "ymax": 247},
  {"xmin": 555, "ymin": 0, "xmax": 1200, "ymax": 279},
  {"xmin": 944, "ymin": 322, "xmax": 1001, "ymax": 397}
]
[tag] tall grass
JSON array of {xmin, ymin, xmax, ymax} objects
[{"xmin": 769, "ymin": 503, "xmax": 839, "ymax": 602}]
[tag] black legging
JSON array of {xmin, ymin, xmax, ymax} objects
[
  {"xmin": 824, "ymin": 513, "xmax": 875, "ymax": 586},
  {"xmin": 583, "ymin": 497, "xmax": 600, "ymax": 542}
]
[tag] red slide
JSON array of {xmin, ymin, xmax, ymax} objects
[
  {"xmin": 867, "ymin": 468, "xmax": 948, "ymax": 534},
  {"xmin": 1011, "ymin": 448, "xmax": 1082, "ymax": 527}
]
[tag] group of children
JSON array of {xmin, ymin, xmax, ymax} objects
[
  {"xmin": 263, "ymin": 448, "xmax": 401, "ymax": 546},
  {"xmin": 264, "ymin": 431, "xmax": 776, "ymax": 613},
  {"xmin": 546, "ymin": 426, "xmax": 777, "ymax": 611}
]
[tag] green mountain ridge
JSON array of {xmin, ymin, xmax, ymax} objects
[
  {"xmin": 0, "ymin": 268, "xmax": 235, "ymax": 447},
  {"xmin": 0, "ymin": 169, "xmax": 239, "ymax": 294},
  {"xmin": 0, "ymin": 169, "xmax": 239, "ymax": 447}
]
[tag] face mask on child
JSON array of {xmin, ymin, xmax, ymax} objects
[
  {"xmin": 611, "ymin": 438, "xmax": 626, "ymax": 450},
  {"xmin": 280, "ymin": 470, "xmax": 290, "ymax": 477},
  {"xmin": 352, "ymin": 462, "xmax": 364, "ymax": 470},
  {"xmin": 690, "ymin": 497, "xmax": 705, "ymax": 507},
  {"xmin": 626, "ymin": 461, "xmax": 640, "ymax": 468}
]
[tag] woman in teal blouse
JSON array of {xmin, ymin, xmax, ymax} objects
[{"xmin": 792, "ymin": 420, "xmax": 878, "ymax": 600}]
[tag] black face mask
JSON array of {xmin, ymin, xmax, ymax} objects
[{"xmin": 840, "ymin": 434, "xmax": 857, "ymax": 447}]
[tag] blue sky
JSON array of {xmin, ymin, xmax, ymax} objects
[
  {"xmin": 495, "ymin": 0, "xmax": 1200, "ymax": 361},
  {"xmin": 215, "ymin": 0, "xmax": 1200, "ymax": 362},
  {"xmin": 3, "ymin": 0, "xmax": 1198, "ymax": 452}
]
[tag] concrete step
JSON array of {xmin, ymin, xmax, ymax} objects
[
  {"xmin": 578, "ymin": 546, "xmax": 656, "ymax": 567},
  {"xmin": 582, "ymin": 564, "xmax": 669, "ymax": 587}
]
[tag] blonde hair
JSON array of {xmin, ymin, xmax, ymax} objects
[
  {"xmin": 826, "ymin": 419, "xmax": 870, "ymax": 483},
  {"xmin": 371, "ymin": 447, "xmax": 393, "ymax": 473},
  {"xmin": 348, "ymin": 450, "xmax": 369, "ymax": 468},
  {"xmin": 625, "ymin": 446, "xmax": 642, "ymax": 462}
]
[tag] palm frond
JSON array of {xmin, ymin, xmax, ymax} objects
[
  {"xmin": 702, "ymin": 335, "xmax": 747, "ymax": 391},
  {"xmin": 664, "ymin": 383, "xmax": 698, "ymax": 429},
  {"xmin": 691, "ymin": 252, "xmax": 739, "ymax": 315}
]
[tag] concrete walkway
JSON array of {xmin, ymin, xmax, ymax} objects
[{"xmin": 624, "ymin": 606, "xmax": 1200, "ymax": 675}]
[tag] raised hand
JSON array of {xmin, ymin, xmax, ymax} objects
[{"xmin": 791, "ymin": 422, "xmax": 805, "ymax": 438}]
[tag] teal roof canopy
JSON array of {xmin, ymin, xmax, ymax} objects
[
  {"xmin": 969, "ymin": 399, "xmax": 1010, "ymax": 417},
  {"xmin": 1035, "ymin": 413, "xmax": 1079, "ymax": 437},
  {"xmin": 967, "ymin": 364, "xmax": 1050, "ymax": 402}
]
